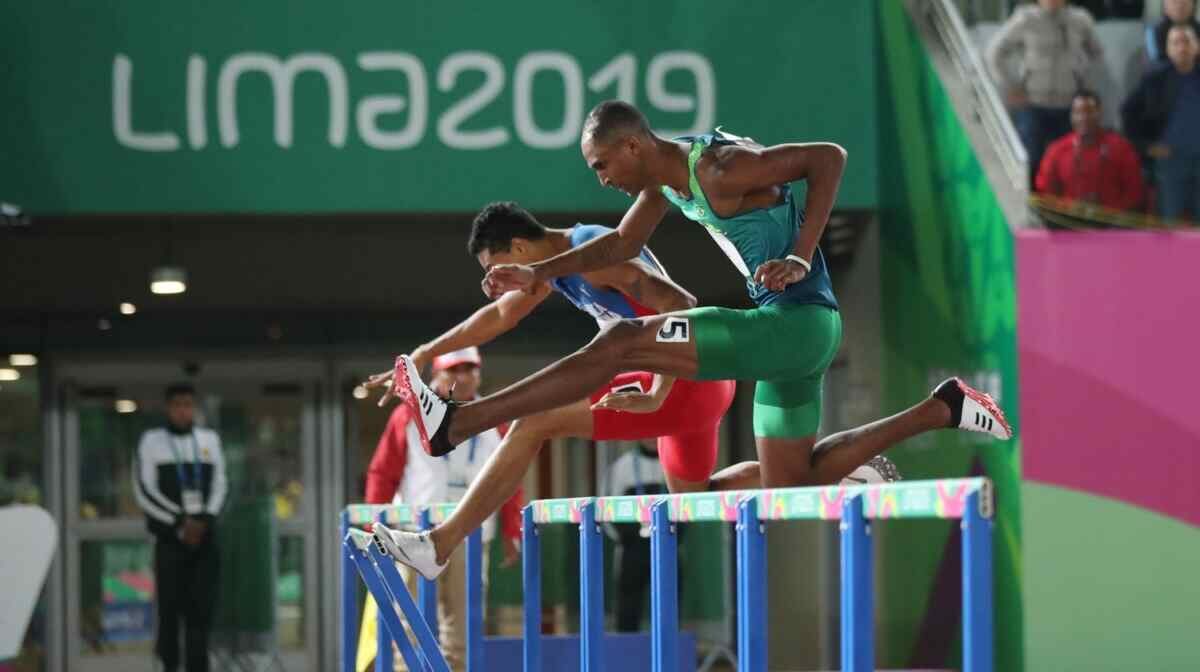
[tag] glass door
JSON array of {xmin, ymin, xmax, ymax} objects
[{"xmin": 58, "ymin": 361, "xmax": 321, "ymax": 672}]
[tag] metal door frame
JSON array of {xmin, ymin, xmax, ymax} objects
[{"xmin": 52, "ymin": 358, "xmax": 327, "ymax": 672}]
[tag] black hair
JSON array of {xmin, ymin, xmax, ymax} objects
[
  {"xmin": 582, "ymin": 100, "xmax": 652, "ymax": 145},
  {"xmin": 467, "ymin": 202, "xmax": 547, "ymax": 256},
  {"xmin": 1073, "ymin": 89, "xmax": 1101, "ymax": 106},
  {"xmin": 164, "ymin": 382, "xmax": 195, "ymax": 401}
]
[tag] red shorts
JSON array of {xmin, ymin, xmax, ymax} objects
[{"xmin": 589, "ymin": 373, "xmax": 737, "ymax": 482}]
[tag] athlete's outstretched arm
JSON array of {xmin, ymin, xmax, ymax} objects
[
  {"xmin": 708, "ymin": 142, "xmax": 847, "ymax": 290},
  {"xmin": 363, "ymin": 285, "xmax": 551, "ymax": 395},
  {"xmin": 483, "ymin": 190, "xmax": 671, "ymax": 296},
  {"xmin": 413, "ymin": 284, "xmax": 551, "ymax": 369}
]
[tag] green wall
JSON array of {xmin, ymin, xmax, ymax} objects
[{"xmin": 876, "ymin": 3, "xmax": 1023, "ymax": 670}]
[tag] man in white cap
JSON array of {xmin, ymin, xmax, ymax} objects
[{"xmin": 363, "ymin": 346, "xmax": 520, "ymax": 671}]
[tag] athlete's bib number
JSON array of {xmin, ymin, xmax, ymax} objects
[{"xmin": 656, "ymin": 317, "xmax": 690, "ymax": 343}]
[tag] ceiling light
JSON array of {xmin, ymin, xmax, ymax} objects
[{"xmin": 150, "ymin": 266, "xmax": 187, "ymax": 295}]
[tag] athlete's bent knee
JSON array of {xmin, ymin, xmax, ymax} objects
[{"xmin": 510, "ymin": 409, "xmax": 570, "ymax": 442}]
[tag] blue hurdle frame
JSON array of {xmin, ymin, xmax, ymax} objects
[
  {"xmin": 340, "ymin": 509, "xmax": 485, "ymax": 672},
  {"xmin": 520, "ymin": 506, "xmax": 541, "ymax": 672},
  {"xmin": 376, "ymin": 511, "xmax": 394, "ymax": 672},
  {"xmin": 344, "ymin": 478, "xmax": 996, "ymax": 672},
  {"xmin": 737, "ymin": 497, "xmax": 767, "ymax": 672},
  {"xmin": 840, "ymin": 496, "xmax": 873, "ymax": 672},
  {"xmin": 520, "ymin": 479, "xmax": 996, "ymax": 672},
  {"xmin": 962, "ymin": 491, "xmax": 994, "ymax": 672},
  {"xmin": 650, "ymin": 501, "xmax": 679, "ymax": 672},
  {"xmin": 343, "ymin": 529, "xmax": 450, "ymax": 672}
]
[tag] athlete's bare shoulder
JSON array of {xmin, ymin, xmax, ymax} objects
[{"xmin": 695, "ymin": 132, "xmax": 767, "ymax": 179}]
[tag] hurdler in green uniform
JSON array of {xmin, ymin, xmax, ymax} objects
[
  {"xmin": 662, "ymin": 128, "xmax": 840, "ymax": 439},
  {"xmin": 384, "ymin": 100, "xmax": 1011, "ymax": 492}
]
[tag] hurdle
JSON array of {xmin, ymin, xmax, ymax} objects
[
  {"xmin": 340, "ymin": 503, "xmax": 481, "ymax": 672},
  {"xmin": 340, "ymin": 477, "xmax": 993, "ymax": 672},
  {"xmin": 524, "ymin": 477, "xmax": 994, "ymax": 672}
]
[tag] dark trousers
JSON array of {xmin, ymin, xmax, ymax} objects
[
  {"xmin": 615, "ymin": 533, "xmax": 652, "ymax": 633},
  {"xmin": 1014, "ymin": 105, "xmax": 1072, "ymax": 188},
  {"xmin": 155, "ymin": 539, "xmax": 219, "ymax": 672},
  {"xmin": 613, "ymin": 525, "xmax": 684, "ymax": 632},
  {"xmin": 1157, "ymin": 152, "xmax": 1200, "ymax": 222}
]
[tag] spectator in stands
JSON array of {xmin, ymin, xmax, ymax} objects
[
  {"xmin": 987, "ymin": 0, "xmax": 1105, "ymax": 187},
  {"xmin": 1036, "ymin": 91, "xmax": 1146, "ymax": 210},
  {"xmin": 1122, "ymin": 24, "xmax": 1200, "ymax": 221},
  {"xmin": 1146, "ymin": 0, "xmax": 1200, "ymax": 62},
  {"xmin": 365, "ymin": 347, "xmax": 521, "ymax": 671}
]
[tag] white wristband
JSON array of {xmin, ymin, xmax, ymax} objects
[{"xmin": 785, "ymin": 255, "xmax": 812, "ymax": 273}]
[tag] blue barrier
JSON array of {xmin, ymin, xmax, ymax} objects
[
  {"xmin": 526, "ymin": 477, "xmax": 995, "ymax": 672},
  {"xmin": 341, "ymin": 477, "xmax": 994, "ymax": 672}
]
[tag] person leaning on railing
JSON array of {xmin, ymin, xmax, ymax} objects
[{"xmin": 1034, "ymin": 90, "xmax": 1145, "ymax": 212}]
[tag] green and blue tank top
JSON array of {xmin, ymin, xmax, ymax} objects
[{"xmin": 660, "ymin": 129, "xmax": 837, "ymax": 310}]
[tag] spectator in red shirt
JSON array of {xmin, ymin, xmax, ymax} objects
[
  {"xmin": 1036, "ymin": 90, "xmax": 1146, "ymax": 212},
  {"xmin": 365, "ymin": 347, "xmax": 521, "ymax": 671}
]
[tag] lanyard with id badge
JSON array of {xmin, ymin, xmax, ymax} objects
[{"xmin": 172, "ymin": 432, "xmax": 205, "ymax": 515}]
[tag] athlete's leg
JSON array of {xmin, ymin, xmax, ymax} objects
[
  {"xmin": 752, "ymin": 372, "xmax": 823, "ymax": 486},
  {"xmin": 806, "ymin": 398, "xmax": 949, "ymax": 483},
  {"xmin": 442, "ymin": 314, "xmax": 700, "ymax": 445},
  {"xmin": 706, "ymin": 461, "xmax": 762, "ymax": 491},
  {"xmin": 722, "ymin": 304, "xmax": 993, "ymax": 487},
  {"xmin": 755, "ymin": 436, "xmax": 819, "ymax": 487},
  {"xmin": 756, "ymin": 382, "xmax": 997, "ymax": 487},
  {"xmin": 415, "ymin": 371, "xmax": 729, "ymax": 568},
  {"xmin": 659, "ymin": 429, "xmax": 720, "ymax": 495},
  {"xmin": 429, "ymin": 400, "xmax": 593, "ymax": 564},
  {"xmin": 652, "ymin": 379, "xmax": 735, "ymax": 494}
]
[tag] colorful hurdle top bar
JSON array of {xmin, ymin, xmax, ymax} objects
[
  {"xmin": 529, "ymin": 477, "xmax": 992, "ymax": 524},
  {"xmin": 343, "ymin": 477, "xmax": 991, "ymax": 528},
  {"xmin": 343, "ymin": 501, "xmax": 462, "ymax": 527}
]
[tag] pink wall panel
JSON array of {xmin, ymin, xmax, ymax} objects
[{"xmin": 1018, "ymin": 230, "xmax": 1200, "ymax": 526}]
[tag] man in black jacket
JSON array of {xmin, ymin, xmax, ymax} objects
[
  {"xmin": 132, "ymin": 384, "xmax": 228, "ymax": 672},
  {"xmin": 1147, "ymin": 0, "xmax": 1200, "ymax": 63},
  {"xmin": 1122, "ymin": 24, "xmax": 1200, "ymax": 221}
]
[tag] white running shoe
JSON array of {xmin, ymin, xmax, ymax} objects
[
  {"xmin": 842, "ymin": 455, "xmax": 902, "ymax": 485},
  {"xmin": 372, "ymin": 522, "xmax": 447, "ymax": 581},
  {"xmin": 933, "ymin": 377, "xmax": 1013, "ymax": 440},
  {"xmin": 391, "ymin": 354, "xmax": 458, "ymax": 456}
]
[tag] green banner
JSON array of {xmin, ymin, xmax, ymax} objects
[{"xmin": 2, "ymin": 1, "xmax": 878, "ymax": 214}]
